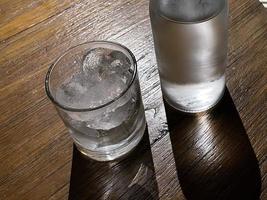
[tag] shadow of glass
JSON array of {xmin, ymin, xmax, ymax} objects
[
  {"xmin": 68, "ymin": 128, "xmax": 159, "ymax": 200},
  {"xmin": 164, "ymin": 88, "xmax": 261, "ymax": 200}
]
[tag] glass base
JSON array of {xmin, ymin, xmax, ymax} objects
[
  {"xmin": 163, "ymin": 90, "xmax": 225, "ymax": 114},
  {"xmin": 74, "ymin": 122, "xmax": 146, "ymax": 162},
  {"xmin": 161, "ymin": 75, "xmax": 226, "ymax": 113},
  {"xmin": 163, "ymin": 85, "xmax": 225, "ymax": 113}
]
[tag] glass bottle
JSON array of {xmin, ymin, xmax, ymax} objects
[{"xmin": 150, "ymin": 0, "xmax": 228, "ymax": 113}]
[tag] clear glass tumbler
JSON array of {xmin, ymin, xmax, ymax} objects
[
  {"xmin": 150, "ymin": 0, "xmax": 228, "ymax": 113},
  {"xmin": 45, "ymin": 41, "xmax": 146, "ymax": 161}
]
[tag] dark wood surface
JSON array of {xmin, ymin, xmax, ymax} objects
[{"xmin": 0, "ymin": 0, "xmax": 266, "ymax": 199}]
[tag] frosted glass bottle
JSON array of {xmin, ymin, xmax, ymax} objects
[{"xmin": 150, "ymin": 0, "xmax": 228, "ymax": 113}]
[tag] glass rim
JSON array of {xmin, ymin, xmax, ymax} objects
[
  {"xmin": 45, "ymin": 41, "xmax": 137, "ymax": 112},
  {"xmin": 157, "ymin": 0, "xmax": 227, "ymax": 25}
]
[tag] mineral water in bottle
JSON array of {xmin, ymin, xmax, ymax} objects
[{"xmin": 150, "ymin": 0, "xmax": 228, "ymax": 113}]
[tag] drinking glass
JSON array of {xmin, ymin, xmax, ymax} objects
[{"xmin": 45, "ymin": 41, "xmax": 146, "ymax": 161}]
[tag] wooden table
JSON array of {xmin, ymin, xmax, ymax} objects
[{"xmin": 0, "ymin": 0, "xmax": 266, "ymax": 199}]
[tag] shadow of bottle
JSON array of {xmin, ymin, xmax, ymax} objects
[
  {"xmin": 68, "ymin": 128, "xmax": 159, "ymax": 200},
  {"xmin": 164, "ymin": 88, "xmax": 261, "ymax": 200}
]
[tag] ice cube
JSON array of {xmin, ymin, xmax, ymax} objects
[
  {"xmin": 110, "ymin": 51, "xmax": 131, "ymax": 70},
  {"xmin": 56, "ymin": 47, "xmax": 133, "ymax": 110},
  {"xmin": 55, "ymin": 75, "xmax": 88, "ymax": 108},
  {"xmin": 84, "ymin": 94, "xmax": 136, "ymax": 130},
  {"xmin": 82, "ymin": 47, "xmax": 113, "ymax": 74}
]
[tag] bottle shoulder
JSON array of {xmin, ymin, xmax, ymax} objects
[{"xmin": 150, "ymin": 0, "xmax": 226, "ymax": 23}]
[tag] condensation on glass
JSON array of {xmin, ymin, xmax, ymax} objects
[
  {"xmin": 150, "ymin": 0, "xmax": 228, "ymax": 113},
  {"xmin": 45, "ymin": 41, "xmax": 146, "ymax": 161}
]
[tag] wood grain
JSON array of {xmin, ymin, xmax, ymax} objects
[{"xmin": 0, "ymin": 0, "xmax": 266, "ymax": 199}]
